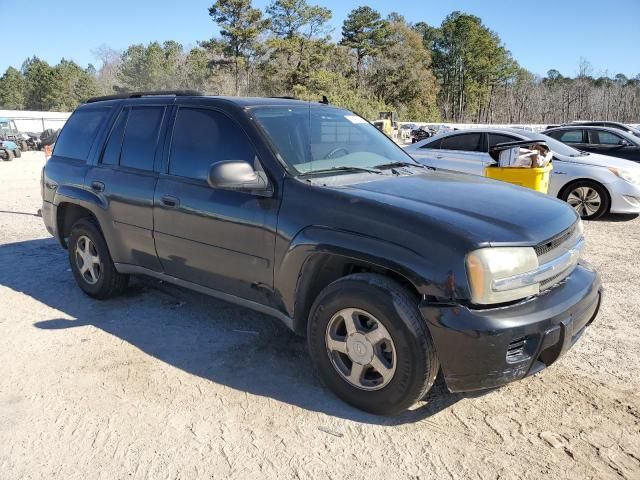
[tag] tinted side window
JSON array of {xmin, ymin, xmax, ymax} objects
[
  {"xmin": 169, "ymin": 108, "xmax": 256, "ymax": 181},
  {"xmin": 101, "ymin": 109, "xmax": 128, "ymax": 166},
  {"xmin": 488, "ymin": 134, "xmax": 518, "ymax": 149},
  {"xmin": 441, "ymin": 133, "xmax": 482, "ymax": 152},
  {"xmin": 420, "ymin": 139, "xmax": 441, "ymax": 149},
  {"xmin": 558, "ymin": 130, "xmax": 583, "ymax": 143},
  {"xmin": 53, "ymin": 107, "xmax": 110, "ymax": 161},
  {"xmin": 592, "ymin": 130, "xmax": 624, "ymax": 145},
  {"xmin": 120, "ymin": 106, "xmax": 165, "ymax": 171}
]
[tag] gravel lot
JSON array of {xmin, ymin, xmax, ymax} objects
[{"xmin": 1, "ymin": 152, "xmax": 639, "ymax": 479}]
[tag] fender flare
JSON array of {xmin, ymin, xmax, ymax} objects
[
  {"xmin": 276, "ymin": 226, "xmax": 457, "ymax": 334},
  {"xmin": 53, "ymin": 185, "xmax": 108, "ymax": 245}
]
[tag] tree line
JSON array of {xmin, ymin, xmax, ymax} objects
[{"xmin": 0, "ymin": 2, "xmax": 638, "ymax": 124}]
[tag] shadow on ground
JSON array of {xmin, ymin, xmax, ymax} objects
[
  {"xmin": 0, "ymin": 237, "xmax": 473, "ymax": 425},
  {"xmin": 597, "ymin": 212, "xmax": 639, "ymax": 222}
]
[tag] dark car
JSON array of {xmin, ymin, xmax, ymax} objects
[
  {"xmin": 42, "ymin": 91, "xmax": 601, "ymax": 415},
  {"xmin": 563, "ymin": 121, "xmax": 640, "ymax": 138},
  {"xmin": 544, "ymin": 125, "xmax": 640, "ymax": 163}
]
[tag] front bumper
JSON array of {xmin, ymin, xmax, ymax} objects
[
  {"xmin": 607, "ymin": 179, "xmax": 640, "ymax": 214},
  {"xmin": 420, "ymin": 262, "xmax": 602, "ymax": 392}
]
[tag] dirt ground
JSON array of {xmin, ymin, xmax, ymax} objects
[{"xmin": 1, "ymin": 152, "xmax": 639, "ymax": 480}]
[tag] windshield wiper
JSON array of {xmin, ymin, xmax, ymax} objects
[
  {"xmin": 301, "ymin": 166, "xmax": 383, "ymax": 176},
  {"xmin": 373, "ymin": 161, "xmax": 432, "ymax": 170}
]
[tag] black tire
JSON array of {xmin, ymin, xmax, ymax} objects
[
  {"xmin": 20, "ymin": 140, "xmax": 28, "ymax": 151},
  {"xmin": 307, "ymin": 273, "xmax": 439, "ymax": 415},
  {"xmin": 40, "ymin": 128, "xmax": 59, "ymax": 146},
  {"xmin": 14, "ymin": 149, "xmax": 21, "ymax": 158},
  {"xmin": 560, "ymin": 180, "xmax": 610, "ymax": 220},
  {"xmin": 68, "ymin": 218, "xmax": 129, "ymax": 299},
  {"xmin": 3, "ymin": 150, "xmax": 14, "ymax": 161}
]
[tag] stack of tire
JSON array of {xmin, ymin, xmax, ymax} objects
[{"xmin": 40, "ymin": 128, "xmax": 60, "ymax": 148}]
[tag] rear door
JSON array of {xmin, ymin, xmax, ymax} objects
[
  {"xmin": 550, "ymin": 129, "xmax": 590, "ymax": 151},
  {"xmin": 85, "ymin": 102, "xmax": 169, "ymax": 271},
  {"xmin": 436, "ymin": 132, "xmax": 488, "ymax": 175},
  {"xmin": 153, "ymin": 105, "xmax": 279, "ymax": 304}
]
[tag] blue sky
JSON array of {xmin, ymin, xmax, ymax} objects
[{"xmin": 2, "ymin": 0, "xmax": 638, "ymax": 78}]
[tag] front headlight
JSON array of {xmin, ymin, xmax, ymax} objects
[
  {"xmin": 609, "ymin": 167, "xmax": 640, "ymax": 185},
  {"xmin": 466, "ymin": 247, "xmax": 539, "ymax": 305}
]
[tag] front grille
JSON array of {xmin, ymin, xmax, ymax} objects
[
  {"xmin": 534, "ymin": 223, "xmax": 577, "ymax": 257},
  {"xmin": 533, "ymin": 221, "xmax": 582, "ymax": 292},
  {"xmin": 540, "ymin": 271, "xmax": 568, "ymax": 290}
]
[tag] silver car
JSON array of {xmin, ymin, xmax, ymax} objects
[{"xmin": 405, "ymin": 128, "xmax": 640, "ymax": 219}]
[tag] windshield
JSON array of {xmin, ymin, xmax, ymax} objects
[
  {"xmin": 251, "ymin": 106, "xmax": 416, "ymax": 174},
  {"xmin": 525, "ymin": 131, "xmax": 587, "ymax": 157}
]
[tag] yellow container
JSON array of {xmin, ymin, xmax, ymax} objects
[{"xmin": 484, "ymin": 164, "xmax": 552, "ymax": 194}]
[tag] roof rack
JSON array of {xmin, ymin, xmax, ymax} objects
[{"xmin": 85, "ymin": 90, "xmax": 204, "ymax": 104}]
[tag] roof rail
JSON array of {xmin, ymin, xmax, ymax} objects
[{"xmin": 85, "ymin": 90, "xmax": 204, "ymax": 104}]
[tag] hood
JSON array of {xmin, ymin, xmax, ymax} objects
[
  {"xmin": 0, "ymin": 140, "xmax": 17, "ymax": 149},
  {"xmin": 337, "ymin": 170, "xmax": 578, "ymax": 247},
  {"xmin": 555, "ymin": 151, "xmax": 640, "ymax": 171}
]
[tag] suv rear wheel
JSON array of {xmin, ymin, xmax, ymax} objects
[
  {"xmin": 68, "ymin": 218, "xmax": 128, "ymax": 299},
  {"xmin": 307, "ymin": 273, "xmax": 439, "ymax": 415}
]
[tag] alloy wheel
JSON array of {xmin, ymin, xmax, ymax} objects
[
  {"xmin": 325, "ymin": 308, "xmax": 397, "ymax": 391},
  {"xmin": 75, "ymin": 235, "xmax": 101, "ymax": 285},
  {"xmin": 566, "ymin": 186, "xmax": 601, "ymax": 217}
]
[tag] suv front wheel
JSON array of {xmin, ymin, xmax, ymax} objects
[
  {"xmin": 68, "ymin": 218, "xmax": 128, "ymax": 299},
  {"xmin": 307, "ymin": 273, "xmax": 439, "ymax": 415}
]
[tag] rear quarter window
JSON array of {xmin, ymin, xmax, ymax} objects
[{"xmin": 53, "ymin": 107, "xmax": 110, "ymax": 161}]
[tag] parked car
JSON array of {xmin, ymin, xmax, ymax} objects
[
  {"xmin": 405, "ymin": 128, "xmax": 640, "ymax": 220},
  {"xmin": 42, "ymin": 92, "xmax": 601, "ymax": 415},
  {"xmin": 562, "ymin": 120, "xmax": 640, "ymax": 138},
  {"xmin": 543, "ymin": 126, "xmax": 640, "ymax": 163}
]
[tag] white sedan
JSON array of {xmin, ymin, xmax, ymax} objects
[{"xmin": 405, "ymin": 128, "xmax": 640, "ymax": 220}]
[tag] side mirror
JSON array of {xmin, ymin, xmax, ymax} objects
[
  {"xmin": 207, "ymin": 160, "xmax": 270, "ymax": 194},
  {"xmin": 619, "ymin": 139, "xmax": 631, "ymax": 147}
]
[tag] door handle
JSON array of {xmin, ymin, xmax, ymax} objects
[
  {"xmin": 90, "ymin": 181, "xmax": 105, "ymax": 192},
  {"xmin": 161, "ymin": 195, "xmax": 179, "ymax": 207}
]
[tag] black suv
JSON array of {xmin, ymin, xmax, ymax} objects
[{"xmin": 42, "ymin": 92, "xmax": 602, "ymax": 415}]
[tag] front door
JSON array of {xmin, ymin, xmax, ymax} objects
[
  {"xmin": 587, "ymin": 130, "xmax": 640, "ymax": 162},
  {"xmin": 153, "ymin": 106, "xmax": 279, "ymax": 304}
]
